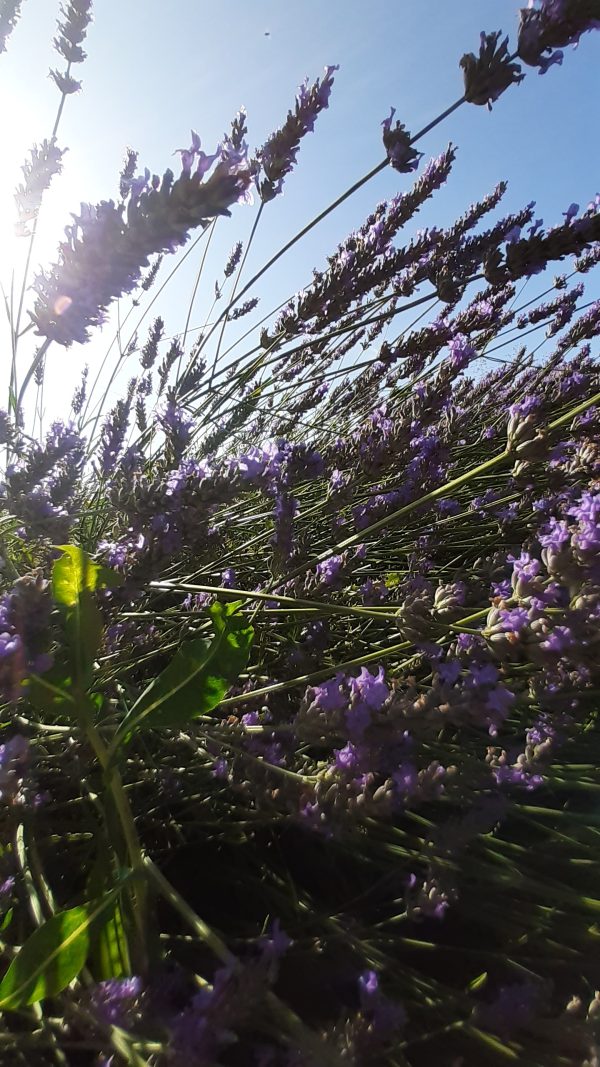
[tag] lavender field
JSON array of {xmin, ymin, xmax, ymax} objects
[{"xmin": 1, "ymin": 2, "xmax": 600, "ymax": 1064}]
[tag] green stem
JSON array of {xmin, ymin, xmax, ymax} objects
[
  {"xmin": 80, "ymin": 711, "xmax": 148, "ymax": 973},
  {"xmin": 207, "ymin": 202, "xmax": 264, "ymax": 390}
]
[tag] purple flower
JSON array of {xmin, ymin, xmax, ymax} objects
[
  {"xmin": 309, "ymin": 673, "xmax": 346, "ymax": 712},
  {"xmin": 175, "ymin": 129, "xmax": 219, "ymax": 178},
  {"xmin": 345, "ymin": 702, "xmax": 372, "ymax": 741},
  {"xmin": 381, "ymin": 108, "xmax": 421, "ymax": 172},
  {"xmin": 492, "ymin": 578, "xmax": 512, "ymax": 599},
  {"xmin": 53, "ymin": 1, "xmax": 93, "ymax": 66},
  {"xmin": 539, "ymin": 625, "xmax": 574, "ymax": 654},
  {"xmin": 254, "ymin": 66, "xmax": 338, "ymax": 201},
  {"xmin": 474, "ymin": 980, "xmax": 544, "ymax": 1038},
  {"xmin": 14, "ymin": 139, "xmax": 65, "ymax": 236},
  {"xmin": 539, "ymin": 516, "xmax": 570, "ymax": 552},
  {"xmin": 89, "ymin": 977, "xmax": 142, "ymax": 1027},
  {"xmin": 0, "ymin": 575, "xmax": 53, "ymax": 703},
  {"xmin": 350, "ymin": 666, "xmax": 389, "ymax": 710},
  {"xmin": 438, "ymin": 659, "xmax": 462, "ymax": 686},
  {"xmin": 98, "ymin": 388, "xmax": 134, "ymax": 476},
  {"xmin": 335, "ymin": 742, "xmax": 359, "ymax": 770},
  {"xmin": 518, "ymin": 1, "xmax": 600, "ymax": 74},
  {"xmin": 158, "ymin": 400, "xmax": 193, "ymax": 464},
  {"xmin": 316, "ymin": 554, "xmax": 343, "ymax": 587},
  {"xmin": 32, "ymin": 137, "xmax": 252, "ymax": 345}
]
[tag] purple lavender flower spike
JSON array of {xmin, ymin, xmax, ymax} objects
[
  {"xmin": 14, "ymin": 140, "xmax": 65, "ymax": 236},
  {"xmin": 53, "ymin": 1, "xmax": 93, "ymax": 66},
  {"xmin": 32, "ymin": 133, "xmax": 252, "ymax": 345},
  {"xmin": 254, "ymin": 65, "xmax": 338, "ymax": 201}
]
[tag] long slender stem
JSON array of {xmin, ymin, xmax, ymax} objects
[
  {"xmin": 207, "ymin": 202, "xmax": 264, "ymax": 390},
  {"xmin": 183, "ymin": 95, "xmax": 466, "ymax": 387},
  {"xmin": 81, "ymin": 710, "xmax": 148, "ymax": 973}
]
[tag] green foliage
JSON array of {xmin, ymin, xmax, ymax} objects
[
  {"xmin": 86, "ymin": 852, "xmax": 132, "ymax": 980},
  {"xmin": 116, "ymin": 600, "xmax": 254, "ymax": 742},
  {"xmin": 51, "ymin": 544, "xmax": 121, "ymax": 689},
  {"xmin": 0, "ymin": 887, "xmax": 128, "ymax": 1010}
]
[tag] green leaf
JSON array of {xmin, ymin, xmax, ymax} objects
[
  {"xmin": 0, "ymin": 909, "xmax": 13, "ymax": 933},
  {"xmin": 24, "ymin": 665, "xmax": 74, "ymax": 716},
  {"xmin": 468, "ymin": 971, "xmax": 488, "ymax": 992},
  {"xmin": 51, "ymin": 546, "xmax": 119, "ymax": 687},
  {"xmin": 118, "ymin": 601, "xmax": 254, "ymax": 740},
  {"xmin": 52, "ymin": 545, "xmax": 122, "ymax": 606},
  {"xmin": 86, "ymin": 853, "xmax": 132, "ymax": 980},
  {"xmin": 92, "ymin": 899, "xmax": 131, "ymax": 980},
  {"xmin": 0, "ymin": 889, "xmax": 124, "ymax": 1010}
]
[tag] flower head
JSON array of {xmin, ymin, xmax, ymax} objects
[
  {"xmin": 460, "ymin": 31, "xmax": 524, "ymax": 109},
  {"xmin": 381, "ymin": 108, "xmax": 422, "ymax": 173}
]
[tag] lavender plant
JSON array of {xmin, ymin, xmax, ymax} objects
[{"xmin": 1, "ymin": 2, "xmax": 600, "ymax": 1065}]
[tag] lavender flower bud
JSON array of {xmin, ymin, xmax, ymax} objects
[
  {"xmin": 224, "ymin": 241, "xmax": 243, "ymax": 278},
  {"xmin": 49, "ymin": 69, "xmax": 81, "ymax": 94},
  {"xmin": 433, "ymin": 581, "xmax": 466, "ymax": 617},
  {"xmin": 140, "ymin": 254, "xmax": 163, "ymax": 291},
  {"xmin": 119, "ymin": 147, "xmax": 138, "ymax": 199},
  {"xmin": 140, "ymin": 316, "xmax": 164, "ymax": 369},
  {"xmin": 506, "ymin": 406, "xmax": 547, "ymax": 459},
  {"xmin": 231, "ymin": 297, "xmax": 259, "ymax": 319},
  {"xmin": 460, "ymin": 31, "xmax": 524, "ymax": 109},
  {"xmin": 381, "ymin": 108, "xmax": 421, "ymax": 173}
]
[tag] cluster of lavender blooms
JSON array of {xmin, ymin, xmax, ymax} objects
[
  {"xmin": 31, "ymin": 133, "xmax": 253, "ymax": 345},
  {"xmin": 0, "ymin": 574, "xmax": 52, "ymax": 702}
]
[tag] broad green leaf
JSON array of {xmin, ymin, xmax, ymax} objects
[
  {"xmin": 118, "ymin": 601, "xmax": 253, "ymax": 740},
  {"xmin": 92, "ymin": 899, "xmax": 131, "ymax": 979},
  {"xmin": 52, "ymin": 545, "xmax": 103, "ymax": 607},
  {"xmin": 52, "ymin": 545, "xmax": 122, "ymax": 606},
  {"xmin": 0, "ymin": 889, "xmax": 123, "ymax": 1010},
  {"xmin": 51, "ymin": 546, "xmax": 120, "ymax": 687},
  {"xmin": 86, "ymin": 852, "xmax": 132, "ymax": 980}
]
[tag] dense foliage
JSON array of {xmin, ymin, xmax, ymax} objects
[{"xmin": 1, "ymin": 2, "xmax": 600, "ymax": 1064}]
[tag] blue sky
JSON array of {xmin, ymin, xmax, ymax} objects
[{"xmin": 1, "ymin": 0, "xmax": 599, "ymax": 425}]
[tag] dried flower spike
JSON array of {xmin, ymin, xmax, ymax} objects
[{"xmin": 460, "ymin": 31, "xmax": 524, "ymax": 109}]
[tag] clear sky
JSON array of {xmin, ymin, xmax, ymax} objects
[{"xmin": 1, "ymin": 0, "xmax": 599, "ymax": 426}]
